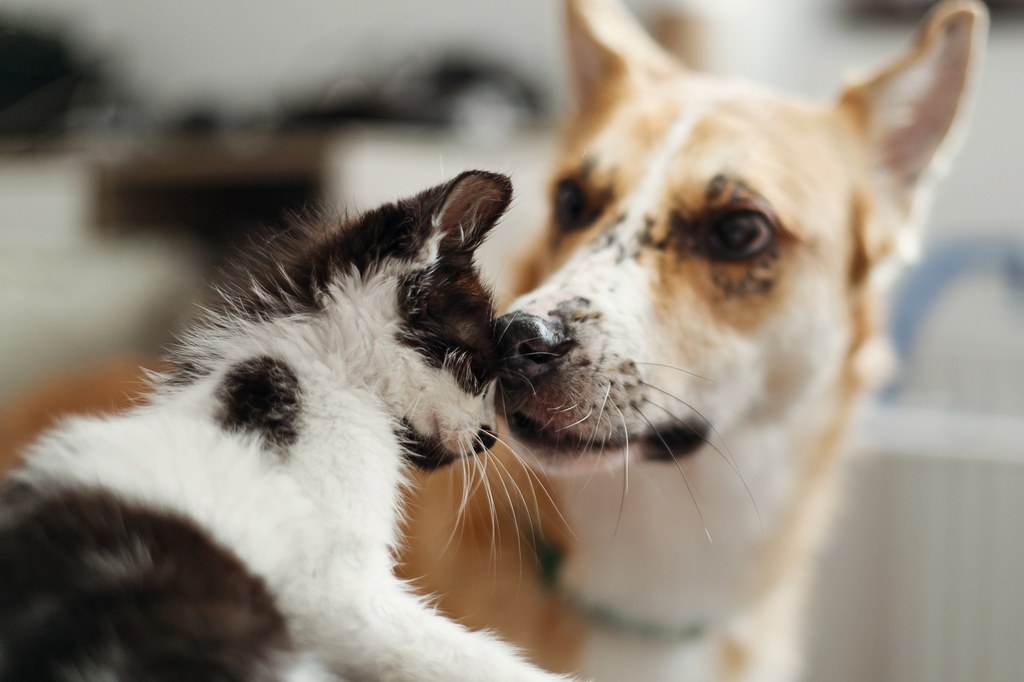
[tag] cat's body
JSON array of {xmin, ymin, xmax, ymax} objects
[{"xmin": 0, "ymin": 171, "xmax": 570, "ymax": 682}]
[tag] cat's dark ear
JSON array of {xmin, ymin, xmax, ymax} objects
[{"xmin": 424, "ymin": 170, "xmax": 513, "ymax": 257}]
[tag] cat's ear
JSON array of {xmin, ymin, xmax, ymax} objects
[
  {"xmin": 390, "ymin": 171, "xmax": 511, "ymax": 266},
  {"xmin": 427, "ymin": 170, "xmax": 513, "ymax": 257}
]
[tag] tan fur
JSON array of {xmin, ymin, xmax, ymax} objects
[{"xmin": 0, "ymin": 358, "xmax": 160, "ymax": 479}]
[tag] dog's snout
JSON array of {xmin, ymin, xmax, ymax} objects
[{"xmin": 496, "ymin": 312, "xmax": 573, "ymax": 379}]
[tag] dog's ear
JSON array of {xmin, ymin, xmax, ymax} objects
[
  {"xmin": 564, "ymin": 0, "xmax": 680, "ymax": 115},
  {"xmin": 839, "ymin": 0, "xmax": 987, "ymax": 258},
  {"xmin": 427, "ymin": 170, "xmax": 513, "ymax": 259}
]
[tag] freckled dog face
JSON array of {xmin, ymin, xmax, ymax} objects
[
  {"xmin": 497, "ymin": 83, "xmax": 860, "ymax": 467},
  {"xmin": 500, "ymin": 0, "xmax": 984, "ymax": 470}
]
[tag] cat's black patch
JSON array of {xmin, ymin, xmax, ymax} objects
[
  {"xmin": 398, "ymin": 418, "xmax": 456, "ymax": 471},
  {"xmin": 211, "ymin": 181, "xmax": 457, "ymax": 325},
  {"xmin": 218, "ymin": 356, "xmax": 301, "ymax": 449},
  {"xmin": 236, "ymin": 203, "xmax": 432, "ymax": 321},
  {"xmin": 398, "ymin": 264, "xmax": 498, "ymax": 396},
  {"xmin": 0, "ymin": 482, "xmax": 293, "ymax": 681},
  {"xmin": 215, "ymin": 170, "xmax": 510, "ymax": 325}
]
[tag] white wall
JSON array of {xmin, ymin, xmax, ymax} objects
[{"xmin": 4, "ymin": 0, "xmax": 1021, "ymax": 233}]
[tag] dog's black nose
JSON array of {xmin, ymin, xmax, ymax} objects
[{"xmin": 496, "ymin": 312, "xmax": 574, "ymax": 380}]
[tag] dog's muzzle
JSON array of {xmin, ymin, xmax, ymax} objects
[{"xmin": 495, "ymin": 311, "xmax": 585, "ymax": 449}]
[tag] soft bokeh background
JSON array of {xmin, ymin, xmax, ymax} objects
[{"xmin": 1, "ymin": 1, "xmax": 1022, "ymax": 680}]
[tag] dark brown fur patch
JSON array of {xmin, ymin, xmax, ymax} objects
[
  {"xmin": 0, "ymin": 483, "xmax": 293, "ymax": 681},
  {"xmin": 218, "ymin": 355, "xmax": 302, "ymax": 450},
  {"xmin": 393, "ymin": 172, "xmax": 511, "ymax": 398},
  {"xmin": 550, "ymin": 161, "xmax": 617, "ymax": 237},
  {"xmin": 231, "ymin": 201, "xmax": 437, "ymax": 321},
  {"xmin": 399, "ymin": 264, "xmax": 498, "ymax": 397}
]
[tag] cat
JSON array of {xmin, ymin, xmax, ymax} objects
[{"xmin": 0, "ymin": 170, "xmax": 574, "ymax": 682}]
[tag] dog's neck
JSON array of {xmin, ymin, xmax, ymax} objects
[{"xmin": 548, "ymin": 374, "xmax": 851, "ymax": 677}]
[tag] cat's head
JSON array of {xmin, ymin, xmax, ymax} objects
[
  {"xmin": 175, "ymin": 171, "xmax": 511, "ymax": 469},
  {"xmin": 300, "ymin": 171, "xmax": 512, "ymax": 469},
  {"xmin": 376, "ymin": 171, "xmax": 512, "ymax": 469}
]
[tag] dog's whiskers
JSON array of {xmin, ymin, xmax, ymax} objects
[
  {"xmin": 640, "ymin": 397, "xmax": 761, "ymax": 527},
  {"xmin": 555, "ymin": 406, "xmax": 595, "ymax": 432},
  {"xmin": 639, "ymin": 380, "xmax": 739, "ymax": 468},
  {"xmin": 493, "ymin": 431, "xmax": 576, "ymax": 542},
  {"xmin": 487, "ymin": 433, "xmax": 542, "ymax": 528},
  {"xmin": 583, "ymin": 383, "xmax": 613, "ymax": 459},
  {"xmin": 549, "ymin": 401, "xmax": 581, "ymax": 414},
  {"xmin": 609, "ymin": 399, "xmax": 630, "ymax": 539},
  {"xmin": 635, "ymin": 361, "xmax": 714, "ymax": 383},
  {"xmin": 638, "ymin": 380, "xmax": 763, "ymax": 527},
  {"xmin": 634, "ymin": 405, "xmax": 713, "ymax": 544},
  {"xmin": 498, "ymin": 369, "xmax": 538, "ymax": 396}
]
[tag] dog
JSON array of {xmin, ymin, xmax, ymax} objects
[{"xmin": 399, "ymin": 1, "xmax": 988, "ymax": 680}]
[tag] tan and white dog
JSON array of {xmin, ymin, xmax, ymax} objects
[{"xmin": 401, "ymin": 0, "xmax": 988, "ymax": 680}]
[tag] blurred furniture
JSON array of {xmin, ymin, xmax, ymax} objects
[
  {"xmin": 884, "ymin": 232, "xmax": 1024, "ymax": 414},
  {"xmin": 95, "ymin": 132, "xmax": 327, "ymax": 246},
  {"xmin": 805, "ymin": 233, "xmax": 1024, "ymax": 682}
]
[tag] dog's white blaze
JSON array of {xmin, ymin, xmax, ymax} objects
[{"xmin": 621, "ymin": 104, "xmax": 711, "ymax": 236}]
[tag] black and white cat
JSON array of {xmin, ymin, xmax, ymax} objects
[{"xmin": 0, "ymin": 171, "xmax": 573, "ymax": 682}]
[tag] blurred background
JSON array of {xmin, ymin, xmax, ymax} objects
[{"xmin": 0, "ymin": 1, "xmax": 1021, "ymax": 680}]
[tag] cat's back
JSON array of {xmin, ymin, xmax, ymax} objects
[
  {"xmin": 0, "ymin": 413, "xmax": 328, "ymax": 682},
  {"xmin": 0, "ymin": 482, "xmax": 300, "ymax": 681}
]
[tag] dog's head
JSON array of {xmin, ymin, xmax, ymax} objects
[{"xmin": 497, "ymin": 0, "xmax": 987, "ymax": 469}]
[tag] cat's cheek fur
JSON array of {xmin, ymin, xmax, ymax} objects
[{"xmin": 401, "ymin": 363, "xmax": 497, "ymax": 464}]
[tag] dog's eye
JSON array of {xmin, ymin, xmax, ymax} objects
[
  {"xmin": 707, "ymin": 211, "xmax": 775, "ymax": 260},
  {"xmin": 554, "ymin": 178, "xmax": 589, "ymax": 232}
]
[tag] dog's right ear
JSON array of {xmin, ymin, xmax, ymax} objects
[
  {"xmin": 564, "ymin": 0, "xmax": 680, "ymax": 116},
  {"xmin": 838, "ymin": 0, "xmax": 988, "ymax": 259}
]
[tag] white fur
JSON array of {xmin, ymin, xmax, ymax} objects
[{"xmin": 15, "ymin": 244, "xmax": 574, "ymax": 681}]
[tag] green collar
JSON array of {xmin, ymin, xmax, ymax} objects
[{"xmin": 536, "ymin": 535, "xmax": 708, "ymax": 644}]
